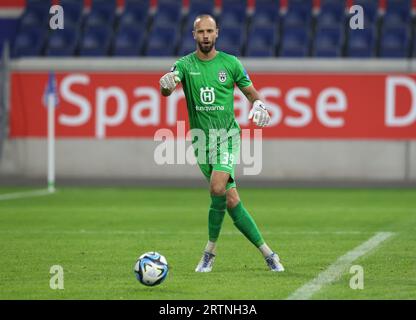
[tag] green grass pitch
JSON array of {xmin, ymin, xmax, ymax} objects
[{"xmin": 0, "ymin": 187, "xmax": 415, "ymax": 300}]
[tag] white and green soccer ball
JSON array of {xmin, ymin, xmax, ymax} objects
[{"xmin": 134, "ymin": 251, "xmax": 169, "ymax": 286}]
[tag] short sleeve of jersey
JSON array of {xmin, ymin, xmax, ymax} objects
[
  {"xmin": 233, "ymin": 57, "xmax": 252, "ymax": 89},
  {"xmin": 171, "ymin": 58, "xmax": 186, "ymax": 83}
]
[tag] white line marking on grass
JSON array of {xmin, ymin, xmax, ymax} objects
[
  {"xmin": 0, "ymin": 189, "xmax": 55, "ymax": 201},
  {"xmin": 0, "ymin": 229, "xmax": 372, "ymax": 236},
  {"xmin": 287, "ymin": 232, "xmax": 394, "ymax": 300}
]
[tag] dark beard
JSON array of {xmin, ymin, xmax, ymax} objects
[{"xmin": 198, "ymin": 41, "xmax": 215, "ymax": 54}]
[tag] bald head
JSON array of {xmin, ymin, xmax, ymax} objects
[{"xmin": 193, "ymin": 14, "xmax": 217, "ymax": 31}]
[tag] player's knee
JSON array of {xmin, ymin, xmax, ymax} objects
[
  {"xmin": 226, "ymin": 193, "xmax": 240, "ymax": 209},
  {"xmin": 210, "ymin": 183, "xmax": 226, "ymax": 196}
]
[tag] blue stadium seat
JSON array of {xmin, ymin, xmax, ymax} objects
[
  {"xmin": 19, "ymin": 0, "xmax": 51, "ymax": 29},
  {"xmin": 412, "ymin": 33, "xmax": 416, "ymax": 57},
  {"xmin": 184, "ymin": 0, "xmax": 215, "ymax": 32},
  {"xmin": 12, "ymin": 26, "xmax": 47, "ymax": 57},
  {"xmin": 113, "ymin": 25, "xmax": 144, "ymax": 56},
  {"xmin": 156, "ymin": 0, "xmax": 182, "ymax": 18},
  {"xmin": 246, "ymin": 26, "xmax": 278, "ymax": 57},
  {"xmin": 283, "ymin": 0, "xmax": 312, "ymax": 30},
  {"xmin": 316, "ymin": 10, "xmax": 345, "ymax": 32},
  {"xmin": 287, "ymin": 0, "xmax": 313, "ymax": 13},
  {"xmin": 250, "ymin": 0, "xmax": 280, "ymax": 29},
  {"xmin": 0, "ymin": 19, "xmax": 19, "ymax": 53},
  {"xmin": 46, "ymin": 26, "xmax": 79, "ymax": 56},
  {"xmin": 313, "ymin": 27, "xmax": 343, "ymax": 57},
  {"xmin": 353, "ymin": 0, "xmax": 379, "ymax": 23},
  {"xmin": 119, "ymin": 0, "xmax": 150, "ymax": 29},
  {"xmin": 318, "ymin": 0, "xmax": 346, "ymax": 22},
  {"xmin": 220, "ymin": 0, "xmax": 247, "ymax": 29},
  {"xmin": 385, "ymin": 0, "xmax": 411, "ymax": 14},
  {"xmin": 383, "ymin": 11, "xmax": 411, "ymax": 30},
  {"xmin": 26, "ymin": 0, "xmax": 51, "ymax": 10},
  {"xmin": 347, "ymin": 26, "xmax": 376, "ymax": 57},
  {"xmin": 79, "ymin": 25, "xmax": 113, "ymax": 56},
  {"xmin": 216, "ymin": 26, "xmax": 244, "ymax": 56},
  {"xmin": 280, "ymin": 27, "xmax": 310, "ymax": 57},
  {"xmin": 146, "ymin": 26, "xmax": 179, "ymax": 56},
  {"xmin": 153, "ymin": 0, "xmax": 182, "ymax": 31},
  {"xmin": 60, "ymin": 0, "xmax": 84, "ymax": 27},
  {"xmin": 216, "ymin": 42, "xmax": 241, "ymax": 56},
  {"xmin": 379, "ymin": 26, "xmax": 410, "ymax": 58},
  {"xmin": 178, "ymin": 34, "xmax": 196, "ymax": 56},
  {"xmin": 84, "ymin": 0, "xmax": 116, "ymax": 29},
  {"xmin": 189, "ymin": 0, "xmax": 215, "ymax": 16}
]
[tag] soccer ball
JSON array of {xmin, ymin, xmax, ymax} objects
[{"xmin": 134, "ymin": 251, "xmax": 169, "ymax": 286}]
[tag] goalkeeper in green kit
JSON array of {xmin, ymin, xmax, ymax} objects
[{"xmin": 159, "ymin": 14, "xmax": 284, "ymax": 272}]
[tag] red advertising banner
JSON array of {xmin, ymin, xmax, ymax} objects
[{"xmin": 9, "ymin": 72, "xmax": 416, "ymax": 139}]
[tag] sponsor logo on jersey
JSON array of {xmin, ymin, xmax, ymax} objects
[
  {"xmin": 218, "ymin": 70, "xmax": 227, "ymax": 83},
  {"xmin": 200, "ymin": 87, "xmax": 215, "ymax": 105}
]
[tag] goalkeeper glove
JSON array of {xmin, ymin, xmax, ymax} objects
[
  {"xmin": 159, "ymin": 71, "xmax": 181, "ymax": 91},
  {"xmin": 248, "ymin": 100, "xmax": 271, "ymax": 127}
]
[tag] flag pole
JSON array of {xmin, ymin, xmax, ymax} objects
[
  {"xmin": 47, "ymin": 91, "xmax": 55, "ymax": 193},
  {"xmin": 46, "ymin": 72, "xmax": 56, "ymax": 193}
]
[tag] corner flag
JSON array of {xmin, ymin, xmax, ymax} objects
[{"xmin": 43, "ymin": 72, "xmax": 59, "ymax": 193}]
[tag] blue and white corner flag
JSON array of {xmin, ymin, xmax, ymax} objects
[{"xmin": 43, "ymin": 71, "xmax": 59, "ymax": 108}]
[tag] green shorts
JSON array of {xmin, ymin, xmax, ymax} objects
[{"xmin": 195, "ymin": 135, "xmax": 240, "ymax": 191}]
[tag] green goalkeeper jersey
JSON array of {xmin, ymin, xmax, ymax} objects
[{"xmin": 172, "ymin": 51, "xmax": 252, "ymax": 142}]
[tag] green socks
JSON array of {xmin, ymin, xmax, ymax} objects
[
  {"xmin": 208, "ymin": 194, "xmax": 227, "ymax": 242},
  {"xmin": 227, "ymin": 201, "xmax": 265, "ymax": 248},
  {"xmin": 207, "ymin": 196, "xmax": 265, "ymax": 249}
]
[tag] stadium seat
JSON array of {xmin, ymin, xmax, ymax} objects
[
  {"xmin": 19, "ymin": 0, "xmax": 51, "ymax": 29},
  {"xmin": 383, "ymin": 11, "xmax": 411, "ymax": 31},
  {"xmin": 317, "ymin": 0, "xmax": 346, "ymax": 30},
  {"xmin": 280, "ymin": 27, "xmax": 310, "ymax": 57},
  {"xmin": 347, "ymin": 26, "xmax": 376, "ymax": 57},
  {"xmin": 45, "ymin": 26, "xmax": 79, "ymax": 56},
  {"xmin": 379, "ymin": 25, "xmax": 410, "ymax": 58},
  {"xmin": 12, "ymin": 26, "xmax": 47, "ymax": 57},
  {"xmin": 316, "ymin": 10, "xmax": 345, "ymax": 33},
  {"xmin": 246, "ymin": 26, "xmax": 278, "ymax": 57},
  {"xmin": 184, "ymin": 0, "xmax": 215, "ymax": 33},
  {"xmin": 313, "ymin": 27, "xmax": 343, "ymax": 57},
  {"xmin": 189, "ymin": 0, "xmax": 215, "ymax": 16},
  {"xmin": 113, "ymin": 25, "xmax": 145, "ymax": 56},
  {"xmin": 26, "ymin": 0, "xmax": 51, "ymax": 11},
  {"xmin": 60, "ymin": 0, "xmax": 84, "ymax": 27},
  {"xmin": 283, "ymin": 0, "xmax": 313, "ymax": 30},
  {"xmin": 216, "ymin": 26, "xmax": 244, "ymax": 56},
  {"xmin": 352, "ymin": 0, "xmax": 379, "ymax": 23},
  {"xmin": 84, "ymin": 0, "xmax": 116, "ymax": 29},
  {"xmin": 79, "ymin": 25, "xmax": 113, "ymax": 56},
  {"xmin": 287, "ymin": 0, "xmax": 313, "ymax": 13},
  {"xmin": 412, "ymin": 33, "xmax": 416, "ymax": 57},
  {"xmin": 145, "ymin": 26, "xmax": 179, "ymax": 56},
  {"xmin": 220, "ymin": 0, "xmax": 247, "ymax": 29},
  {"xmin": 385, "ymin": 0, "xmax": 411, "ymax": 14},
  {"xmin": 118, "ymin": 0, "xmax": 150, "ymax": 29},
  {"xmin": 250, "ymin": 0, "xmax": 280, "ymax": 29},
  {"xmin": 178, "ymin": 33, "xmax": 196, "ymax": 56},
  {"xmin": 152, "ymin": 8, "xmax": 182, "ymax": 29}
]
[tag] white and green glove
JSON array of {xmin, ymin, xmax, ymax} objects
[
  {"xmin": 159, "ymin": 71, "xmax": 180, "ymax": 91},
  {"xmin": 248, "ymin": 100, "xmax": 271, "ymax": 127}
]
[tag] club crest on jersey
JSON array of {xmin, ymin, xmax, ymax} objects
[
  {"xmin": 218, "ymin": 70, "xmax": 227, "ymax": 83},
  {"xmin": 200, "ymin": 87, "xmax": 215, "ymax": 105}
]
